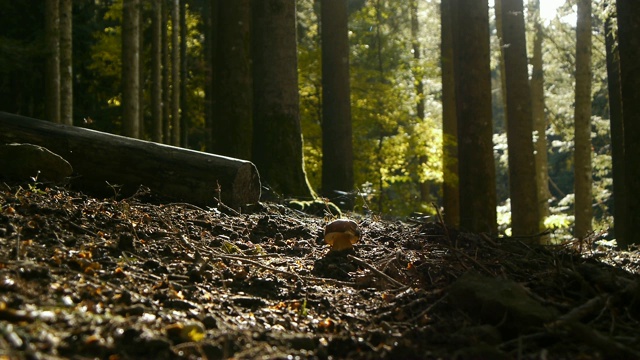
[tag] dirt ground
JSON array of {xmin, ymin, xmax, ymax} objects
[{"xmin": 1, "ymin": 182, "xmax": 639, "ymax": 359}]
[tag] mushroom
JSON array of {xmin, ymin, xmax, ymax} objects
[{"xmin": 324, "ymin": 219, "xmax": 361, "ymax": 251}]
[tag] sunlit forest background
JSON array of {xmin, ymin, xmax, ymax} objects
[{"xmin": 0, "ymin": 0, "xmax": 614, "ymax": 242}]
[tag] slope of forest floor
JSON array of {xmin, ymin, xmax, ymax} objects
[{"xmin": 1, "ymin": 182, "xmax": 639, "ymax": 359}]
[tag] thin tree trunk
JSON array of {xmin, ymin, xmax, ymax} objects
[
  {"xmin": 161, "ymin": 0, "xmax": 171, "ymax": 143},
  {"xmin": 171, "ymin": 0, "xmax": 181, "ymax": 146},
  {"xmin": 59, "ymin": 0, "xmax": 73, "ymax": 125},
  {"xmin": 203, "ymin": 1, "xmax": 216, "ymax": 151},
  {"xmin": 529, "ymin": 0, "xmax": 550, "ymax": 242},
  {"xmin": 441, "ymin": 0, "xmax": 460, "ymax": 227},
  {"xmin": 321, "ymin": 0, "xmax": 354, "ymax": 209},
  {"xmin": 151, "ymin": 0, "xmax": 163, "ymax": 143},
  {"xmin": 411, "ymin": 0, "xmax": 430, "ymax": 205},
  {"xmin": 138, "ymin": 3, "xmax": 145, "ymax": 138},
  {"xmin": 180, "ymin": 0, "xmax": 188, "ymax": 147},
  {"xmin": 251, "ymin": 0, "xmax": 315, "ymax": 199},
  {"xmin": 501, "ymin": 0, "xmax": 540, "ymax": 237},
  {"xmin": 604, "ymin": 2, "xmax": 625, "ymax": 245},
  {"xmin": 616, "ymin": 0, "xmax": 640, "ymax": 246},
  {"xmin": 495, "ymin": 0, "xmax": 508, "ymax": 115},
  {"xmin": 45, "ymin": 0, "xmax": 61, "ymax": 124},
  {"xmin": 122, "ymin": 0, "xmax": 140, "ymax": 138},
  {"xmin": 410, "ymin": 0, "xmax": 425, "ymax": 121},
  {"xmin": 574, "ymin": 0, "xmax": 593, "ymax": 238},
  {"xmin": 451, "ymin": 0, "xmax": 497, "ymax": 234}
]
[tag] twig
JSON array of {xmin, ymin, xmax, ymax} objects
[
  {"xmin": 432, "ymin": 202, "xmax": 453, "ymax": 247},
  {"xmin": 405, "ymin": 292, "xmax": 448, "ymax": 325},
  {"xmin": 211, "ymin": 252, "xmax": 356, "ymax": 287},
  {"xmin": 347, "ymin": 254, "xmax": 406, "ymax": 288}
]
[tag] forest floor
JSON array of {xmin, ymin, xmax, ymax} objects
[{"xmin": 1, "ymin": 182, "xmax": 640, "ymax": 359}]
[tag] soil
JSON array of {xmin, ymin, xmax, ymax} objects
[{"xmin": 1, "ymin": 182, "xmax": 639, "ymax": 359}]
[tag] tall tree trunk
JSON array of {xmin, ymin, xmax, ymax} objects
[
  {"xmin": 138, "ymin": 4, "xmax": 145, "ymax": 138},
  {"xmin": 500, "ymin": 0, "xmax": 540, "ymax": 237},
  {"xmin": 451, "ymin": 0, "xmax": 497, "ymax": 234},
  {"xmin": 410, "ymin": 0, "xmax": 430, "ymax": 205},
  {"xmin": 59, "ymin": 0, "xmax": 73, "ymax": 126},
  {"xmin": 604, "ymin": 2, "xmax": 625, "ymax": 245},
  {"xmin": 321, "ymin": 0, "xmax": 354, "ymax": 209},
  {"xmin": 45, "ymin": 0, "xmax": 61, "ymax": 124},
  {"xmin": 574, "ymin": 0, "xmax": 593, "ymax": 238},
  {"xmin": 151, "ymin": 0, "xmax": 163, "ymax": 143},
  {"xmin": 616, "ymin": 0, "xmax": 640, "ymax": 246},
  {"xmin": 180, "ymin": 0, "xmax": 188, "ymax": 147},
  {"xmin": 171, "ymin": 0, "xmax": 181, "ymax": 146},
  {"xmin": 529, "ymin": 0, "xmax": 550, "ymax": 242},
  {"xmin": 212, "ymin": 1, "xmax": 253, "ymax": 159},
  {"xmin": 495, "ymin": 0, "xmax": 508, "ymax": 115},
  {"xmin": 410, "ymin": 0, "xmax": 425, "ymax": 121},
  {"xmin": 122, "ymin": 0, "xmax": 140, "ymax": 138},
  {"xmin": 203, "ymin": 1, "xmax": 217, "ymax": 151},
  {"xmin": 161, "ymin": 0, "xmax": 171, "ymax": 143},
  {"xmin": 441, "ymin": 0, "xmax": 460, "ymax": 227},
  {"xmin": 251, "ymin": 0, "xmax": 315, "ymax": 199}
]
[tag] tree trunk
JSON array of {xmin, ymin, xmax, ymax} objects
[
  {"xmin": 440, "ymin": 0, "xmax": 460, "ymax": 227},
  {"xmin": 0, "ymin": 112, "xmax": 261, "ymax": 209},
  {"xmin": 122, "ymin": 0, "xmax": 141, "ymax": 138},
  {"xmin": 180, "ymin": 0, "xmax": 188, "ymax": 147},
  {"xmin": 494, "ymin": 0, "xmax": 508, "ymax": 115},
  {"xmin": 604, "ymin": 2, "xmax": 625, "ymax": 245},
  {"xmin": 203, "ymin": 1, "xmax": 216, "ymax": 151},
  {"xmin": 212, "ymin": 1, "xmax": 253, "ymax": 160},
  {"xmin": 573, "ymin": 0, "xmax": 593, "ymax": 238},
  {"xmin": 321, "ymin": 0, "xmax": 354, "ymax": 209},
  {"xmin": 529, "ymin": 0, "xmax": 550, "ymax": 242},
  {"xmin": 171, "ymin": 0, "xmax": 181, "ymax": 147},
  {"xmin": 411, "ymin": 0, "xmax": 430, "ymax": 205},
  {"xmin": 451, "ymin": 0, "xmax": 497, "ymax": 234},
  {"xmin": 151, "ymin": 0, "xmax": 163, "ymax": 143},
  {"xmin": 616, "ymin": 0, "xmax": 640, "ymax": 246},
  {"xmin": 138, "ymin": 3, "xmax": 145, "ymax": 138},
  {"xmin": 161, "ymin": 0, "xmax": 171, "ymax": 143},
  {"xmin": 59, "ymin": 0, "xmax": 73, "ymax": 126},
  {"xmin": 251, "ymin": 0, "xmax": 315, "ymax": 199},
  {"xmin": 500, "ymin": 0, "xmax": 540, "ymax": 237},
  {"xmin": 45, "ymin": 0, "xmax": 61, "ymax": 124},
  {"xmin": 410, "ymin": 0, "xmax": 425, "ymax": 122}
]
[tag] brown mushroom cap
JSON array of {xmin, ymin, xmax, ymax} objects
[{"xmin": 324, "ymin": 219, "xmax": 361, "ymax": 251}]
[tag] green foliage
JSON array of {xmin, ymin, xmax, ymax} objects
[{"xmin": 298, "ymin": 0, "xmax": 444, "ymax": 216}]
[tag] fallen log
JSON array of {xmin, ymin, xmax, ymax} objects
[{"xmin": 0, "ymin": 112, "xmax": 261, "ymax": 208}]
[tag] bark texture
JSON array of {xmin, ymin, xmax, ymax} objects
[
  {"xmin": 60, "ymin": 0, "xmax": 73, "ymax": 125},
  {"xmin": 320, "ymin": 0, "xmax": 354, "ymax": 208},
  {"xmin": 0, "ymin": 112, "xmax": 261, "ymax": 209},
  {"xmin": 441, "ymin": 0, "xmax": 460, "ymax": 227},
  {"xmin": 451, "ymin": 0, "xmax": 497, "ymax": 234},
  {"xmin": 501, "ymin": 0, "xmax": 540, "ymax": 237},
  {"xmin": 616, "ymin": 0, "xmax": 640, "ymax": 245},
  {"xmin": 122, "ymin": 0, "xmax": 141, "ymax": 138},
  {"xmin": 212, "ymin": 1, "xmax": 253, "ymax": 160},
  {"xmin": 573, "ymin": 0, "xmax": 593, "ymax": 238},
  {"xmin": 171, "ymin": 0, "xmax": 181, "ymax": 146},
  {"xmin": 604, "ymin": 4, "xmax": 625, "ymax": 245},
  {"xmin": 529, "ymin": 0, "xmax": 550, "ymax": 241},
  {"xmin": 151, "ymin": 0, "xmax": 163, "ymax": 143},
  {"xmin": 251, "ymin": 0, "xmax": 315, "ymax": 199}
]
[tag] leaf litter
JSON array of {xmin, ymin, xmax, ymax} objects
[{"xmin": 0, "ymin": 182, "xmax": 639, "ymax": 359}]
